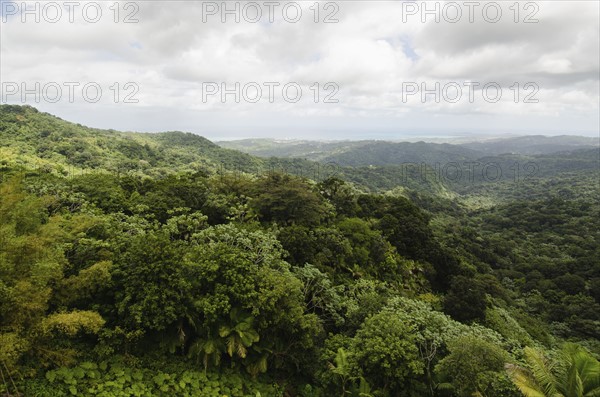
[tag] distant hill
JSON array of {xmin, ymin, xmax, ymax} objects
[
  {"xmin": 216, "ymin": 139, "xmax": 368, "ymax": 161},
  {"xmin": 459, "ymin": 135, "xmax": 598, "ymax": 155},
  {"xmin": 0, "ymin": 104, "xmax": 274, "ymax": 176},
  {"xmin": 217, "ymin": 136, "xmax": 599, "ymax": 200},
  {"xmin": 219, "ymin": 139, "xmax": 489, "ymax": 166},
  {"xmin": 320, "ymin": 141, "xmax": 485, "ymax": 167},
  {"xmin": 1, "ymin": 105, "xmax": 597, "ymax": 200},
  {"xmin": 0, "ymin": 105, "xmax": 393, "ymax": 191},
  {"xmin": 218, "ymin": 135, "xmax": 598, "ymax": 167}
]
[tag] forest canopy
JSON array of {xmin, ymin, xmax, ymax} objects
[{"xmin": 0, "ymin": 105, "xmax": 598, "ymax": 397}]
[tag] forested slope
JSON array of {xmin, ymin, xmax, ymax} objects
[{"xmin": 1, "ymin": 105, "xmax": 598, "ymax": 397}]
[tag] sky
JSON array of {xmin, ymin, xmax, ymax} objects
[{"xmin": 1, "ymin": 0, "xmax": 599, "ymax": 140}]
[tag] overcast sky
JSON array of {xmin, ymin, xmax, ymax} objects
[{"xmin": 1, "ymin": 0, "xmax": 598, "ymax": 140}]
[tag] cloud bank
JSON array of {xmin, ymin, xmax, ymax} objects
[{"xmin": 1, "ymin": 0, "xmax": 598, "ymax": 139}]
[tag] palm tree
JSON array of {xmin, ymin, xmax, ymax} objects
[
  {"xmin": 329, "ymin": 348, "xmax": 353, "ymax": 396},
  {"xmin": 328, "ymin": 348, "xmax": 375, "ymax": 397},
  {"xmin": 507, "ymin": 343, "xmax": 600, "ymax": 397},
  {"xmin": 188, "ymin": 308, "xmax": 260, "ymax": 372},
  {"xmin": 218, "ymin": 308, "xmax": 260, "ymax": 359},
  {"xmin": 188, "ymin": 333, "xmax": 224, "ymax": 372}
]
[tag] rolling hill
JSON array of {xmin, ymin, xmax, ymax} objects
[{"xmin": 1, "ymin": 105, "xmax": 597, "ymax": 201}]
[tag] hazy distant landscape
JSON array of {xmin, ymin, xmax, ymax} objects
[{"xmin": 218, "ymin": 135, "xmax": 599, "ymax": 162}]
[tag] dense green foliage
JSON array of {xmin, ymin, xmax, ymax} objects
[
  {"xmin": 0, "ymin": 105, "xmax": 598, "ymax": 396},
  {"xmin": 507, "ymin": 343, "xmax": 600, "ymax": 397}
]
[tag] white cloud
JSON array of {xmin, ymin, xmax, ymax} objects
[{"xmin": 0, "ymin": 0, "xmax": 598, "ymax": 139}]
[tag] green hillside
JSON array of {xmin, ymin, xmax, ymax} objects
[
  {"xmin": 461, "ymin": 135, "xmax": 599, "ymax": 155},
  {"xmin": 0, "ymin": 104, "xmax": 262, "ymax": 176},
  {"xmin": 0, "ymin": 105, "xmax": 599, "ymax": 397},
  {"xmin": 218, "ymin": 135, "xmax": 598, "ymax": 163}
]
